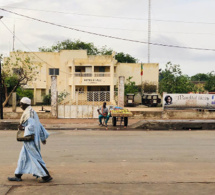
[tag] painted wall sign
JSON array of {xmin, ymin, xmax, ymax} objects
[
  {"xmin": 74, "ymin": 78, "xmax": 110, "ymax": 85},
  {"xmin": 84, "ymin": 79, "xmax": 102, "ymax": 84},
  {"xmin": 163, "ymin": 94, "xmax": 215, "ymax": 109}
]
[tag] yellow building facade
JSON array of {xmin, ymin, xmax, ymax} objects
[{"xmin": 6, "ymin": 50, "xmax": 159, "ymax": 105}]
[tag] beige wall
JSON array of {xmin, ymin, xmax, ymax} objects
[{"xmin": 116, "ymin": 63, "xmax": 159, "ymax": 86}]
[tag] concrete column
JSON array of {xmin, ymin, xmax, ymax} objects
[
  {"xmin": 33, "ymin": 83, "xmax": 37, "ymax": 105},
  {"xmin": 51, "ymin": 76, "xmax": 58, "ymax": 117},
  {"xmin": 118, "ymin": 76, "xmax": 125, "ymax": 107},
  {"xmin": 162, "ymin": 92, "xmax": 167, "ymax": 110},
  {"xmin": 71, "ymin": 63, "xmax": 75, "ymax": 100},
  {"xmin": 110, "ymin": 63, "xmax": 114, "ymax": 103},
  {"xmin": 92, "ymin": 65, "xmax": 94, "ymax": 77},
  {"xmin": 12, "ymin": 92, "xmax": 16, "ymax": 112}
]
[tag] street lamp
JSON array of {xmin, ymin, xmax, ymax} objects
[{"xmin": 0, "ymin": 16, "xmax": 3, "ymax": 119}]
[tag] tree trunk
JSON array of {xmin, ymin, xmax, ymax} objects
[{"xmin": 3, "ymin": 84, "xmax": 18, "ymax": 108}]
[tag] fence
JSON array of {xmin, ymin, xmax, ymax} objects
[
  {"xmin": 58, "ymin": 105, "xmax": 116, "ymax": 118},
  {"xmin": 74, "ymin": 73, "xmax": 111, "ymax": 77},
  {"xmin": 58, "ymin": 91, "xmax": 119, "ymax": 118},
  {"xmin": 59, "ymin": 91, "xmax": 121, "ymax": 107}
]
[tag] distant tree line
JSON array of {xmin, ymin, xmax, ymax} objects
[{"xmin": 159, "ymin": 62, "xmax": 215, "ymax": 94}]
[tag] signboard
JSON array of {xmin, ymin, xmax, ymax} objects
[
  {"xmin": 163, "ymin": 94, "xmax": 215, "ymax": 109},
  {"xmin": 74, "ymin": 78, "xmax": 110, "ymax": 85}
]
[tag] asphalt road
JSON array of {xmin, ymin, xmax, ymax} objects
[{"xmin": 1, "ymin": 130, "xmax": 215, "ymax": 195}]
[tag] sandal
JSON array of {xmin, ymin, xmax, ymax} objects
[
  {"xmin": 8, "ymin": 177, "xmax": 22, "ymax": 181},
  {"xmin": 38, "ymin": 177, "xmax": 53, "ymax": 183}
]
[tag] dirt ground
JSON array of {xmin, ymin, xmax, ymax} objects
[{"xmin": 1, "ymin": 130, "xmax": 215, "ymax": 194}]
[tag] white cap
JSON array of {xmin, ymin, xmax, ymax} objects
[{"xmin": 20, "ymin": 97, "xmax": 31, "ymax": 105}]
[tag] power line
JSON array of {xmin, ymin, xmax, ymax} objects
[
  {"xmin": 1, "ymin": 6, "xmax": 148, "ymax": 21},
  {"xmin": 4, "ymin": 15, "xmax": 215, "ymax": 36},
  {"xmin": 1, "ymin": 8, "xmax": 215, "ymax": 52},
  {"xmin": 0, "ymin": 20, "xmax": 71, "ymax": 76},
  {"xmin": 2, "ymin": 6, "xmax": 215, "ymax": 25}
]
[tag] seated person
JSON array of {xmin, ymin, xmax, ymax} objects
[{"xmin": 97, "ymin": 102, "xmax": 110, "ymax": 127}]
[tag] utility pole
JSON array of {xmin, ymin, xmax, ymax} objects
[
  {"xmin": 13, "ymin": 23, "xmax": 15, "ymax": 51},
  {"xmin": 0, "ymin": 16, "xmax": 3, "ymax": 119},
  {"xmin": 148, "ymin": 0, "xmax": 151, "ymax": 63}
]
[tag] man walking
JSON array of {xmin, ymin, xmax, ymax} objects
[{"xmin": 8, "ymin": 97, "xmax": 52, "ymax": 183}]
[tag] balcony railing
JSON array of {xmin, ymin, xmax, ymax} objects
[
  {"xmin": 74, "ymin": 73, "xmax": 92, "ymax": 77},
  {"xmin": 74, "ymin": 72, "xmax": 111, "ymax": 77},
  {"xmin": 94, "ymin": 72, "xmax": 110, "ymax": 77}
]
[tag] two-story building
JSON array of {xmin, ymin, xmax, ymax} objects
[{"xmin": 5, "ymin": 50, "xmax": 159, "ymax": 105}]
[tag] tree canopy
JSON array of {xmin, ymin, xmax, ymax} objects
[
  {"xmin": 159, "ymin": 62, "xmax": 194, "ymax": 94},
  {"xmin": 39, "ymin": 39, "xmax": 137, "ymax": 63},
  {"xmin": 124, "ymin": 76, "xmax": 139, "ymax": 95},
  {"xmin": 204, "ymin": 72, "xmax": 215, "ymax": 92},
  {"xmin": 191, "ymin": 73, "xmax": 209, "ymax": 81},
  {"xmin": 1, "ymin": 53, "xmax": 39, "ymax": 107},
  {"xmin": 39, "ymin": 39, "xmax": 99, "ymax": 55}
]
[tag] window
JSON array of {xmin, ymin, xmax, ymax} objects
[
  {"xmin": 41, "ymin": 89, "xmax": 46, "ymax": 96},
  {"xmin": 99, "ymin": 67, "xmax": 105, "ymax": 72},
  {"xmin": 76, "ymin": 87, "xmax": 84, "ymax": 94}
]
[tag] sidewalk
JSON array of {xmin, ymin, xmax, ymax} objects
[
  {"xmin": 0, "ymin": 118, "xmax": 141, "ymax": 130},
  {"xmin": 1, "ymin": 118, "xmax": 215, "ymax": 130}
]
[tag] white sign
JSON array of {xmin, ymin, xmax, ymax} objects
[
  {"xmin": 74, "ymin": 78, "xmax": 110, "ymax": 85},
  {"xmin": 163, "ymin": 94, "xmax": 215, "ymax": 109}
]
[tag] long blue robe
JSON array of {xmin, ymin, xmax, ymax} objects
[{"xmin": 15, "ymin": 109, "xmax": 50, "ymax": 177}]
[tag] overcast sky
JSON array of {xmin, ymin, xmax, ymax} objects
[{"xmin": 0, "ymin": 0, "xmax": 215, "ymax": 76}]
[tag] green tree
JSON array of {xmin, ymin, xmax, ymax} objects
[
  {"xmin": 204, "ymin": 72, "xmax": 215, "ymax": 92},
  {"xmin": 39, "ymin": 39, "xmax": 138, "ymax": 63},
  {"xmin": 1, "ymin": 53, "xmax": 39, "ymax": 107},
  {"xmin": 58, "ymin": 90, "xmax": 70, "ymax": 103},
  {"xmin": 99, "ymin": 45, "xmax": 113, "ymax": 55},
  {"xmin": 39, "ymin": 39, "xmax": 98, "ymax": 55},
  {"xmin": 43, "ymin": 94, "xmax": 51, "ymax": 105},
  {"xmin": 159, "ymin": 62, "xmax": 194, "ymax": 94},
  {"xmin": 16, "ymin": 87, "xmax": 34, "ymax": 99},
  {"xmin": 143, "ymin": 82, "xmax": 157, "ymax": 93},
  {"xmin": 115, "ymin": 52, "xmax": 137, "ymax": 63},
  {"xmin": 191, "ymin": 73, "xmax": 209, "ymax": 81},
  {"xmin": 124, "ymin": 76, "xmax": 139, "ymax": 95}
]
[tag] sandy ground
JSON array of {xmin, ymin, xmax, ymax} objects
[{"xmin": 1, "ymin": 130, "xmax": 215, "ymax": 194}]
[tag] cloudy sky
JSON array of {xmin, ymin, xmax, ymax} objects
[{"xmin": 0, "ymin": 0, "xmax": 215, "ymax": 76}]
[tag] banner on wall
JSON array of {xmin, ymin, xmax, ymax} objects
[{"xmin": 163, "ymin": 94, "xmax": 215, "ymax": 109}]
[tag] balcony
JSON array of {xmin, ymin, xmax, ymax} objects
[
  {"xmin": 94, "ymin": 72, "xmax": 110, "ymax": 77},
  {"xmin": 74, "ymin": 73, "xmax": 92, "ymax": 77},
  {"xmin": 74, "ymin": 72, "xmax": 111, "ymax": 77}
]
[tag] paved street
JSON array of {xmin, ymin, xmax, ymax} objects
[{"xmin": 1, "ymin": 130, "xmax": 215, "ymax": 194}]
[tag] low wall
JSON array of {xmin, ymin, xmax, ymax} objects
[
  {"xmin": 131, "ymin": 110, "xmax": 215, "ymax": 119},
  {"xmin": 162, "ymin": 110, "xmax": 215, "ymax": 119},
  {"xmin": 3, "ymin": 110, "xmax": 215, "ymax": 120},
  {"xmin": 130, "ymin": 120, "xmax": 215, "ymax": 130},
  {"xmin": 0, "ymin": 121, "xmax": 19, "ymax": 130}
]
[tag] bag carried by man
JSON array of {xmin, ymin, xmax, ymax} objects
[{"xmin": 17, "ymin": 125, "xmax": 34, "ymax": 142}]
